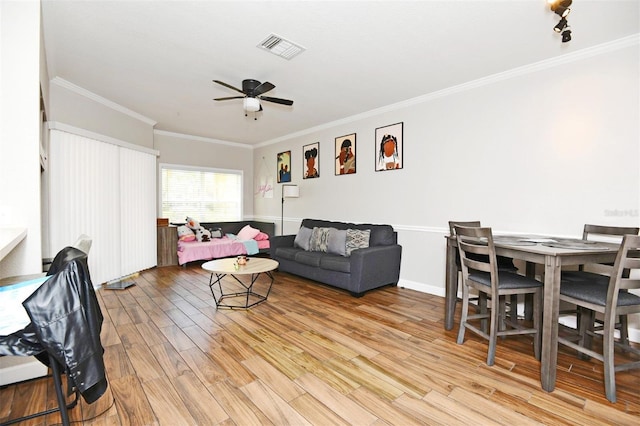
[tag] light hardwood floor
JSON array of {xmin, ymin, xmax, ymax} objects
[{"xmin": 1, "ymin": 263, "xmax": 639, "ymax": 425}]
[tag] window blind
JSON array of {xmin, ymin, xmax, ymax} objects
[
  {"xmin": 160, "ymin": 164, "xmax": 242, "ymax": 223},
  {"xmin": 48, "ymin": 129, "xmax": 156, "ymax": 285}
]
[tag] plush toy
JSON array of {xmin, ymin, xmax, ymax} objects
[{"xmin": 185, "ymin": 216, "xmax": 211, "ymax": 242}]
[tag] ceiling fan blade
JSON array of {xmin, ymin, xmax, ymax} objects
[
  {"xmin": 213, "ymin": 80, "xmax": 245, "ymax": 94},
  {"xmin": 253, "ymin": 81, "xmax": 275, "ymax": 96},
  {"xmin": 214, "ymin": 96, "xmax": 246, "ymax": 101},
  {"xmin": 260, "ymin": 96, "xmax": 294, "ymax": 106}
]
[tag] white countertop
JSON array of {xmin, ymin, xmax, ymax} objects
[{"xmin": 0, "ymin": 227, "xmax": 27, "ymax": 262}]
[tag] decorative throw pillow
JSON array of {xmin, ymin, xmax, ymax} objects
[
  {"xmin": 294, "ymin": 226, "xmax": 313, "ymax": 250},
  {"xmin": 209, "ymin": 227, "xmax": 223, "ymax": 239},
  {"xmin": 237, "ymin": 224, "xmax": 260, "ymax": 240},
  {"xmin": 345, "ymin": 229, "xmax": 371, "ymax": 256},
  {"xmin": 309, "ymin": 227, "xmax": 332, "ymax": 252},
  {"xmin": 177, "ymin": 225, "xmax": 197, "ymax": 242},
  {"xmin": 327, "ymin": 228, "xmax": 348, "ymax": 256},
  {"xmin": 254, "ymin": 231, "xmax": 269, "ymax": 241}
]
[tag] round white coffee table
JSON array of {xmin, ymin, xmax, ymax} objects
[{"xmin": 202, "ymin": 257, "xmax": 279, "ymax": 309}]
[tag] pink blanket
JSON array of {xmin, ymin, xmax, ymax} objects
[{"xmin": 177, "ymin": 237, "xmax": 269, "ymax": 265}]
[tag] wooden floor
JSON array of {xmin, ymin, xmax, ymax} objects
[{"xmin": 1, "ymin": 263, "xmax": 639, "ymax": 425}]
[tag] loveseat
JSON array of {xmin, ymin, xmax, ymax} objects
[{"xmin": 270, "ymin": 219, "xmax": 402, "ymax": 297}]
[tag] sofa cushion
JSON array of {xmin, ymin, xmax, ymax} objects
[
  {"xmin": 294, "ymin": 226, "xmax": 313, "ymax": 250},
  {"xmin": 294, "ymin": 250, "xmax": 324, "ymax": 267},
  {"xmin": 346, "ymin": 229, "xmax": 370, "ymax": 256},
  {"xmin": 319, "ymin": 254, "xmax": 351, "ymax": 273},
  {"xmin": 275, "ymin": 247, "xmax": 302, "ymax": 261}
]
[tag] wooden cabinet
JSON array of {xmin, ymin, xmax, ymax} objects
[{"xmin": 157, "ymin": 226, "xmax": 178, "ymax": 266}]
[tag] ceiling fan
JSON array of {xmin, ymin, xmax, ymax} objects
[{"xmin": 213, "ymin": 79, "xmax": 294, "ymax": 116}]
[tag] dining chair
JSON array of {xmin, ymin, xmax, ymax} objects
[
  {"xmin": 561, "ymin": 224, "xmax": 639, "ymax": 345},
  {"xmin": 454, "ymin": 225, "xmax": 542, "ymax": 366},
  {"xmin": 449, "ymin": 221, "xmax": 519, "ymax": 327},
  {"xmin": 558, "ymin": 234, "xmax": 640, "ymax": 403}
]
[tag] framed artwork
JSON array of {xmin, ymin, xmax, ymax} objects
[
  {"xmin": 277, "ymin": 151, "xmax": 291, "ymax": 183},
  {"xmin": 303, "ymin": 142, "xmax": 320, "ymax": 179},
  {"xmin": 375, "ymin": 122, "xmax": 403, "ymax": 171},
  {"xmin": 335, "ymin": 133, "xmax": 356, "ymax": 175}
]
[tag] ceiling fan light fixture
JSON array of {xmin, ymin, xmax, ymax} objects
[{"xmin": 243, "ymin": 97, "xmax": 261, "ymax": 112}]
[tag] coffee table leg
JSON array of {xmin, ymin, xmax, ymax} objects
[{"xmin": 211, "ymin": 271, "xmax": 275, "ymax": 309}]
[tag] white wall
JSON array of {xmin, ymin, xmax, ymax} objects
[
  {"xmin": 0, "ymin": 0, "xmax": 42, "ymax": 278},
  {"xmin": 48, "ymin": 78, "xmax": 155, "ymax": 148},
  {"xmin": 253, "ymin": 38, "xmax": 640, "ymax": 333}
]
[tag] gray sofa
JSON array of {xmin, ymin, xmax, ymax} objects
[{"xmin": 270, "ymin": 219, "xmax": 402, "ymax": 297}]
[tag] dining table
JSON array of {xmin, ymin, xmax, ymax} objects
[{"xmin": 444, "ymin": 233, "xmax": 619, "ymax": 393}]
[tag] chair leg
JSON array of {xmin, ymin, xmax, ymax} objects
[
  {"xmin": 479, "ymin": 293, "xmax": 488, "ymax": 333},
  {"xmin": 487, "ymin": 293, "xmax": 500, "ymax": 366},
  {"xmin": 602, "ymin": 313, "xmax": 617, "ymax": 403},
  {"xmin": 575, "ymin": 308, "xmax": 594, "ymax": 361},
  {"xmin": 619, "ymin": 315, "xmax": 629, "ymax": 347},
  {"xmin": 532, "ymin": 290, "xmax": 541, "ymax": 361},
  {"xmin": 49, "ymin": 355, "xmax": 71, "ymax": 426},
  {"xmin": 499, "ymin": 296, "xmax": 507, "ymax": 335},
  {"xmin": 509, "ymin": 294, "xmax": 518, "ymax": 322},
  {"xmin": 457, "ymin": 283, "xmax": 470, "ymax": 345}
]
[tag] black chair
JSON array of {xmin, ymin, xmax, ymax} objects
[
  {"xmin": 0, "ymin": 247, "xmax": 107, "ymax": 425},
  {"xmin": 558, "ymin": 234, "xmax": 640, "ymax": 403},
  {"xmin": 455, "ymin": 226, "xmax": 542, "ymax": 366}
]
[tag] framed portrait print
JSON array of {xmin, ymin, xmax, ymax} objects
[
  {"xmin": 375, "ymin": 122, "xmax": 403, "ymax": 171},
  {"xmin": 335, "ymin": 133, "xmax": 356, "ymax": 175},
  {"xmin": 277, "ymin": 150, "xmax": 291, "ymax": 183},
  {"xmin": 303, "ymin": 142, "xmax": 320, "ymax": 179}
]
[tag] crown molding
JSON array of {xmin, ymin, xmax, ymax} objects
[
  {"xmin": 153, "ymin": 129, "xmax": 252, "ymax": 150},
  {"xmin": 48, "ymin": 121, "xmax": 159, "ymax": 156},
  {"xmin": 50, "ymin": 77, "xmax": 157, "ymax": 126},
  {"xmin": 259, "ymin": 34, "xmax": 640, "ymax": 147}
]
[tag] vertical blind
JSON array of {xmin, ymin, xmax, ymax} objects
[
  {"xmin": 49, "ymin": 129, "xmax": 156, "ymax": 285},
  {"xmin": 160, "ymin": 164, "xmax": 242, "ymax": 223}
]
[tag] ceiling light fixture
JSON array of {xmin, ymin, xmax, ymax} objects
[
  {"xmin": 243, "ymin": 97, "xmax": 260, "ymax": 112},
  {"xmin": 554, "ymin": 17, "xmax": 568, "ymax": 33},
  {"xmin": 548, "ymin": 0, "xmax": 573, "ymax": 43},
  {"xmin": 548, "ymin": 0, "xmax": 572, "ymax": 18}
]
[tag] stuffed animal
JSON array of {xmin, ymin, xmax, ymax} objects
[{"xmin": 185, "ymin": 216, "xmax": 211, "ymax": 242}]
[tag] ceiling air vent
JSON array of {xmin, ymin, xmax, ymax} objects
[{"xmin": 258, "ymin": 34, "xmax": 305, "ymax": 60}]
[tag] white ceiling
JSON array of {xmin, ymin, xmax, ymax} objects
[{"xmin": 41, "ymin": 1, "xmax": 640, "ymax": 146}]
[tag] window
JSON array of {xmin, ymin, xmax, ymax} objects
[{"xmin": 160, "ymin": 164, "xmax": 242, "ymax": 223}]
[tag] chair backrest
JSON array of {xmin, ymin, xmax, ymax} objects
[
  {"xmin": 581, "ymin": 225, "xmax": 639, "ymax": 274},
  {"xmin": 583, "ymin": 224, "xmax": 639, "ymax": 241},
  {"xmin": 448, "ymin": 221, "xmax": 481, "ymax": 268},
  {"xmin": 72, "ymin": 234, "xmax": 92, "ymax": 255},
  {"xmin": 448, "ymin": 221, "xmax": 481, "ymax": 236},
  {"xmin": 454, "ymin": 226, "xmax": 499, "ymax": 294},
  {"xmin": 607, "ymin": 234, "xmax": 640, "ymax": 307}
]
